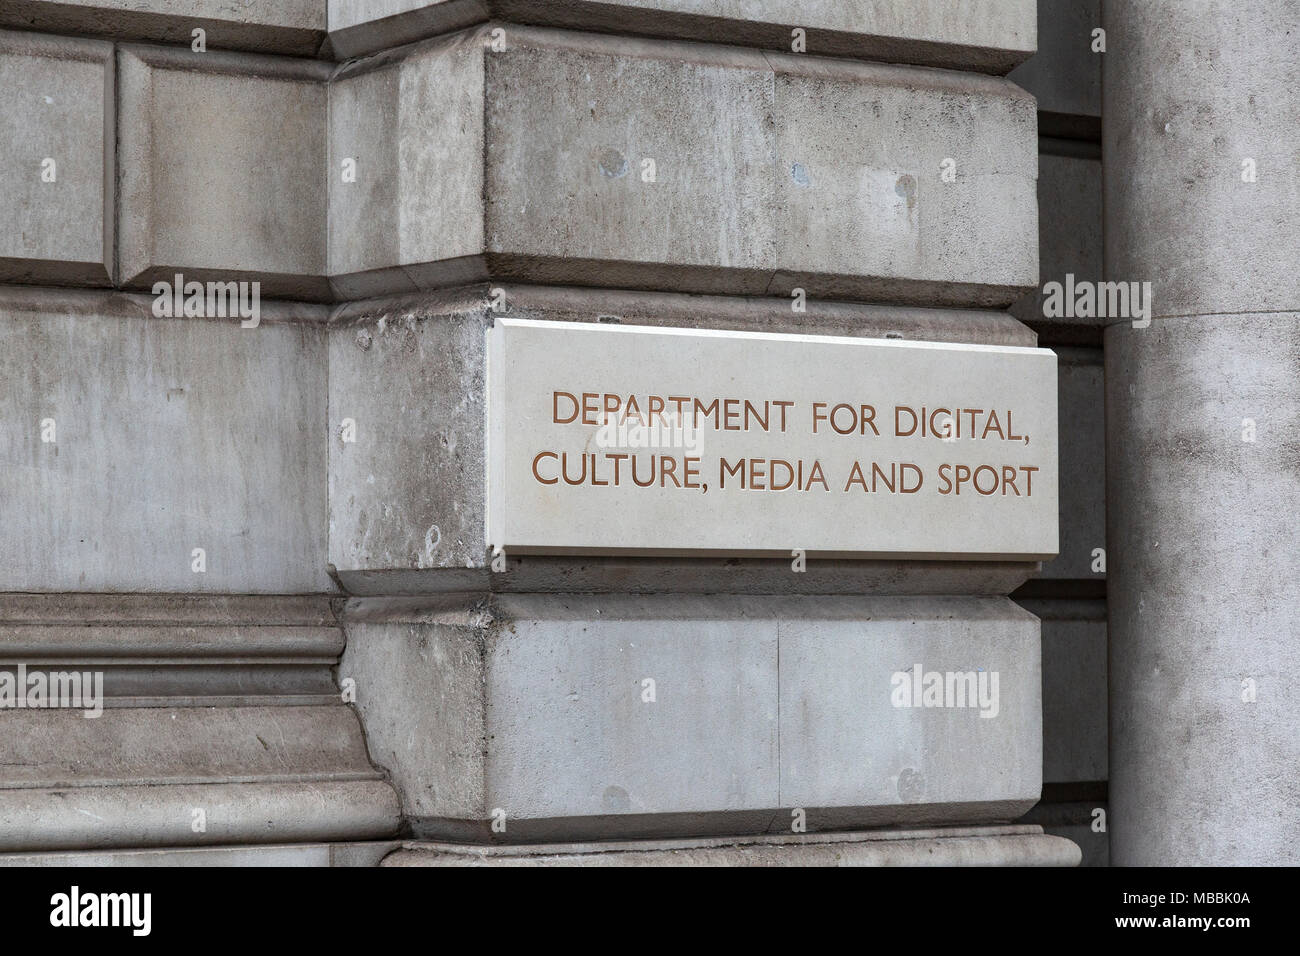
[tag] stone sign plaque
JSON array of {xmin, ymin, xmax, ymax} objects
[{"xmin": 486, "ymin": 319, "xmax": 1058, "ymax": 560}]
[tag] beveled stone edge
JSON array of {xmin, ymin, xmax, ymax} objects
[
  {"xmin": 1, "ymin": 1, "xmax": 1035, "ymax": 70},
  {"xmin": 383, "ymin": 824, "xmax": 1080, "ymax": 866},
  {"xmin": 0, "ymin": 780, "xmax": 401, "ymax": 853}
]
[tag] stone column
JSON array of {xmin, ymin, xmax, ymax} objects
[{"xmin": 1103, "ymin": 0, "xmax": 1300, "ymax": 864}]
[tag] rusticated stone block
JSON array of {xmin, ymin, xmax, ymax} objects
[
  {"xmin": 0, "ymin": 288, "xmax": 332, "ymax": 593},
  {"xmin": 341, "ymin": 594, "xmax": 1042, "ymax": 840},
  {"xmin": 330, "ymin": 26, "xmax": 1038, "ymax": 306},
  {"xmin": 118, "ymin": 45, "xmax": 331, "ymax": 299},
  {"xmin": 0, "ymin": 30, "xmax": 113, "ymax": 287}
]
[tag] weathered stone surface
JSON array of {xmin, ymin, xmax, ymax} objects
[
  {"xmin": 0, "ymin": 840, "xmax": 400, "ymax": 866},
  {"xmin": 1, "ymin": 706, "xmax": 375, "ymax": 788},
  {"xmin": 1104, "ymin": 0, "xmax": 1300, "ymax": 867},
  {"xmin": 0, "ymin": 30, "xmax": 113, "ymax": 287},
  {"xmin": 487, "ymin": 317, "xmax": 1057, "ymax": 560},
  {"xmin": 776, "ymin": 600, "xmax": 1041, "ymax": 821},
  {"xmin": 0, "ymin": 289, "xmax": 332, "ymax": 594},
  {"xmin": 1104, "ymin": 1, "xmax": 1300, "ymax": 320},
  {"xmin": 0, "ymin": 845, "xmax": 332, "ymax": 866},
  {"xmin": 2, "ymin": 0, "xmax": 1036, "ymax": 66},
  {"xmin": 1, "ymin": 1, "xmax": 327, "ymax": 55},
  {"xmin": 0, "ymin": 702, "xmax": 399, "ymax": 852},
  {"xmin": 329, "ymin": 26, "xmax": 1038, "ymax": 305},
  {"xmin": 327, "ymin": 1, "xmax": 1036, "ymax": 69},
  {"xmin": 0, "ymin": 593, "xmax": 400, "ymax": 853},
  {"xmin": 118, "ymin": 46, "xmax": 332, "ymax": 299},
  {"xmin": 340, "ymin": 594, "xmax": 1042, "ymax": 840},
  {"xmin": 329, "ymin": 284, "xmax": 1047, "ymax": 593},
  {"xmin": 1106, "ymin": 312, "xmax": 1300, "ymax": 865},
  {"xmin": 328, "ymin": 32, "xmax": 483, "ymax": 299},
  {"xmin": 0, "ymin": 593, "xmax": 343, "ymax": 705},
  {"xmin": 0, "ymin": 781, "xmax": 399, "ymax": 852},
  {"xmin": 2, "ymin": 0, "xmax": 1069, "ymax": 874},
  {"xmin": 382, "ymin": 825, "xmax": 1080, "ymax": 866}
]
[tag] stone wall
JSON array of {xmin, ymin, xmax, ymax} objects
[{"xmin": 0, "ymin": 0, "xmax": 1101, "ymax": 866}]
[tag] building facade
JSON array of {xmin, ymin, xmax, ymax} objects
[{"xmin": 0, "ymin": 0, "xmax": 1292, "ymax": 866}]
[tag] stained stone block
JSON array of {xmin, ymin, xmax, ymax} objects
[
  {"xmin": 0, "ymin": 30, "xmax": 113, "ymax": 287},
  {"xmin": 327, "ymin": 31, "xmax": 483, "ymax": 299},
  {"xmin": 326, "ymin": 1, "xmax": 1036, "ymax": 70},
  {"xmin": 777, "ymin": 600, "xmax": 1041, "ymax": 822},
  {"xmin": 0, "ymin": 288, "xmax": 333, "ymax": 594},
  {"xmin": 329, "ymin": 25, "xmax": 1038, "ymax": 305},
  {"xmin": 118, "ymin": 46, "xmax": 332, "ymax": 299},
  {"xmin": 340, "ymin": 594, "xmax": 1042, "ymax": 840},
  {"xmin": 0, "ymin": 1, "xmax": 327, "ymax": 55},
  {"xmin": 328, "ymin": 283, "xmax": 1048, "ymax": 595}
]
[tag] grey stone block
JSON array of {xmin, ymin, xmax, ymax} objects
[
  {"xmin": 382, "ymin": 825, "xmax": 1080, "ymax": 866},
  {"xmin": 329, "ymin": 26, "xmax": 1038, "ymax": 306},
  {"xmin": 118, "ymin": 45, "xmax": 332, "ymax": 300},
  {"xmin": 1, "ymin": 1, "xmax": 327, "ymax": 56},
  {"xmin": 778, "ymin": 600, "xmax": 1041, "ymax": 823},
  {"xmin": 341, "ymin": 595, "xmax": 776, "ymax": 834},
  {"xmin": 0, "ymin": 705, "xmax": 400, "ymax": 852},
  {"xmin": 327, "ymin": 32, "xmax": 484, "ymax": 298},
  {"xmin": 0, "ymin": 288, "xmax": 333, "ymax": 594},
  {"xmin": 0, "ymin": 840, "xmax": 402, "ymax": 866},
  {"xmin": 0, "ymin": 844, "xmax": 334, "ymax": 866},
  {"xmin": 0, "ymin": 781, "xmax": 399, "ymax": 852},
  {"xmin": 327, "ymin": 1, "xmax": 1037, "ymax": 71},
  {"xmin": 0, "ymin": 30, "xmax": 113, "ymax": 287},
  {"xmin": 329, "ymin": 283, "xmax": 1044, "ymax": 594},
  {"xmin": 0, "ymin": 705, "xmax": 377, "ymax": 789},
  {"xmin": 0, "ymin": 592, "xmax": 337, "ymax": 626},
  {"xmin": 340, "ymin": 594, "xmax": 1042, "ymax": 840}
]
